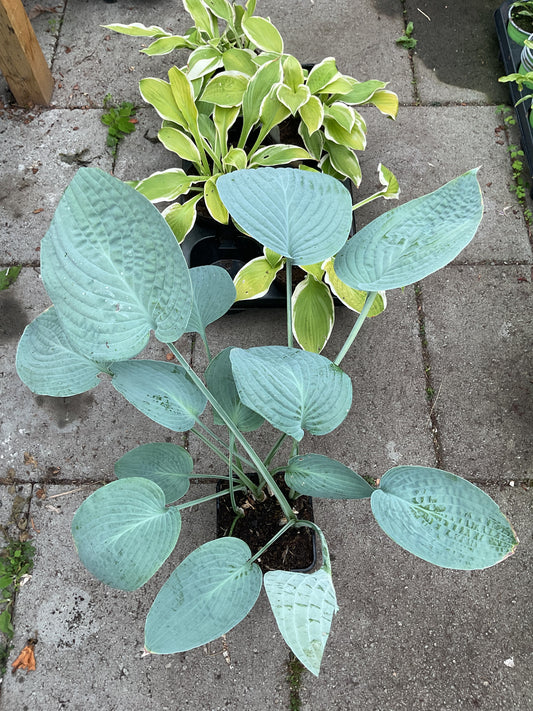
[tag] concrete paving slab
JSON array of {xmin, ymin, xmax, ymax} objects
[
  {"xmin": 356, "ymin": 105, "xmax": 532, "ymax": 264},
  {"xmin": 405, "ymin": 0, "xmax": 508, "ymax": 105},
  {"xmin": 1, "ymin": 484, "xmax": 292, "ymax": 710},
  {"xmin": 256, "ymin": 0, "xmax": 414, "ymax": 104},
  {"xmin": 0, "ymin": 109, "xmax": 112, "ymax": 265},
  {"xmin": 51, "ymin": 0, "xmax": 202, "ymax": 108},
  {"xmin": 422, "ymin": 264, "xmax": 533, "ymax": 483},
  {"xmin": 300, "ymin": 484, "xmax": 532, "ymax": 710},
  {"xmin": 0, "ymin": 267, "xmax": 193, "ymax": 484}
]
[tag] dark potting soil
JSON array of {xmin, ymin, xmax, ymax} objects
[
  {"xmin": 510, "ymin": 5, "xmax": 533, "ymax": 34},
  {"xmin": 217, "ymin": 475, "xmax": 315, "ymax": 573}
]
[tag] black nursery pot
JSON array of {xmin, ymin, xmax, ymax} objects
[{"xmin": 216, "ymin": 475, "xmax": 317, "ymax": 574}]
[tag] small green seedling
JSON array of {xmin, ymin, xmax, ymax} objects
[
  {"xmin": 396, "ymin": 21, "xmax": 417, "ymax": 50},
  {"xmin": 101, "ymin": 94, "xmax": 137, "ymax": 156},
  {"xmin": 0, "ymin": 266, "xmax": 22, "ymax": 291}
]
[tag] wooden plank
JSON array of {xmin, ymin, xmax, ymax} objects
[{"xmin": 0, "ymin": 0, "xmax": 54, "ymax": 106}]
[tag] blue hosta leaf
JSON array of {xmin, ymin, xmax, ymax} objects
[
  {"xmin": 145, "ymin": 537, "xmax": 262, "ymax": 653},
  {"xmin": 334, "ymin": 170, "xmax": 483, "ymax": 291},
  {"xmin": 217, "ymin": 168, "xmax": 352, "ymax": 265},
  {"xmin": 115, "ymin": 442, "xmax": 193, "ymax": 504},
  {"xmin": 185, "ymin": 266, "xmax": 236, "ymax": 338},
  {"xmin": 264, "ymin": 568, "xmax": 338, "ymax": 676},
  {"xmin": 230, "ymin": 346, "xmax": 352, "ymax": 441},
  {"xmin": 111, "ymin": 360, "xmax": 207, "ymax": 431},
  {"xmin": 16, "ymin": 307, "xmax": 107, "ymax": 396},
  {"xmin": 205, "ymin": 347, "xmax": 264, "ymax": 432},
  {"xmin": 371, "ymin": 466, "xmax": 518, "ymax": 569},
  {"xmin": 285, "ymin": 454, "xmax": 374, "ymax": 499},
  {"xmin": 72, "ymin": 478, "xmax": 181, "ymax": 591},
  {"xmin": 40, "ymin": 168, "xmax": 193, "ymax": 361}
]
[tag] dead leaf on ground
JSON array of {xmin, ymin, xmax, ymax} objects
[
  {"xmin": 28, "ymin": 5, "xmax": 58, "ymax": 19},
  {"xmin": 12, "ymin": 637, "xmax": 37, "ymax": 673},
  {"xmin": 23, "ymin": 453, "xmax": 38, "ymax": 468}
]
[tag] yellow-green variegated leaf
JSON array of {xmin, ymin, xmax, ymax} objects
[
  {"xmin": 204, "ymin": 176, "xmax": 229, "ymax": 223},
  {"xmin": 298, "ymin": 94, "xmax": 324, "ymax": 135},
  {"xmin": 323, "ymin": 116, "xmax": 366, "ymax": 151},
  {"xmin": 276, "ymin": 83, "xmax": 311, "ymax": 115},
  {"xmin": 241, "ymin": 15, "xmax": 283, "ymax": 53},
  {"xmin": 203, "ymin": 0, "xmax": 234, "ymax": 23},
  {"xmin": 378, "ymin": 163, "xmax": 400, "ymax": 199},
  {"xmin": 324, "ymin": 103, "xmax": 356, "ymax": 132},
  {"xmin": 301, "ymin": 262, "xmax": 325, "ymax": 280},
  {"xmin": 214, "ymin": 105, "xmax": 240, "ymax": 154},
  {"xmin": 258, "ymin": 87, "xmax": 291, "ymax": 137},
  {"xmin": 299, "ymin": 121, "xmax": 324, "ymax": 161},
  {"xmin": 139, "ymin": 78, "xmax": 186, "ymax": 126},
  {"xmin": 306, "ymin": 57, "xmax": 340, "ymax": 94},
  {"xmin": 183, "ymin": 0, "xmax": 217, "ymax": 36},
  {"xmin": 187, "ymin": 46, "xmax": 224, "ymax": 81},
  {"xmin": 282, "ymin": 54, "xmax": 305, "ymax": 91},
  {"xmin": 233, "ymin": 255, "xmax": 283, "ymax": 300},
  {"xmin": 158, "ymin": 126, "xmax": 202, "ymax": 165},
  {"xmin": 163, "ymin": 194, "xmax": 203, "ymax": 243},
  {"xmin": 201, "ymin": 71, "xmax": 249, "ymax": 107},
  {"xmin": 249, "ymin": 144, "xmax": 311, "ymax": 168},
  {"xmin": 338, "ymin": 79, "xmax": 388, "ymax": 105},
  {"xmin": 319, "ymin": 75, "xmax": 357, "ymax": 95},
  {"xmin": 135, "ymin": 169, "xmax": 196, "ymax": 203},
  {"xmin": 141, "ymin": 36, "xmax": 194, "ymax": 56},
  {"xmin": 223, "ymin": 147, "xmax": 247, "ymax": 171},
  {"xmin": 168, "ymin": 66, "xmax": 199, "ymax": 133},
  {"xmin": 323, "ymin": 258, "xmax": 386, "ymax": 316},
  {"xmin": 292, "ymin": 274, "xmax": 334, "ymax": 353},
  {"xmin": 104, "ymin": 23, "xmax": 170, "ymax": 37},
  {"xmin": 222, "ymin": 47, "xmax": 258, "ymax": 76},
  {"xmin": 264, "ymin": 247, "xmax": 283, "ymax": 268},
  {"xmin": 369, "ymin": 89, "xmax": 399, "ymax": 118},
  {"xmin": 323, "ymin": 140, "xmax": 362, "ymax": 187}
]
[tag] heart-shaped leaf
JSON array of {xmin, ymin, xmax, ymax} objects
[
  {"xmin": 135, "ymin": 169, "xmax": 197, "ymax": 202},
  {"xmin": 185, "ymin": 265, "xmax": 236, "ymax": 339},
  {"xmin": 205, "ymin": 347, "xmax": 264, "ymax": 431},
  {"xmin": 72, "ymin": 478, "xmax": 181, "ymax": 590},
  {"xmin": 145, "ymin": 537, "xmax": 262, "ymax": 653},
  {"xmin": 306, "ymin": 58, "xmax": 340, "ymax": 94},
  {"xmin": 41, "ymin": 168, "xmax": 193, "ymax": 362},
  {"xmin": 285, "ymin": 454, "xmax": 374, "ymax": 499},
  {"xmin": 111, "ymin": 360, "xmax": 207, "ymax": 431},
  {"xmin": 115, "ymin": 442, "xmax": 193, "ymax": 504},
  {"xmin": 277, "ymin": 83, "xmax": 311, "ymax": 115},
  {"xmin": 264, "ymin": 567, "xmax": 338, "ymax": 676},
  {"xmin": 371, "ymin": 466, "xmax": 518, "ymax": 569},
  {"xmin": 299, "ymin": 95, "xmax": 324, "ymax": 135},
  {"xmin": 187, "ymin": 46, "xmax": 223, "ymax": 81},
  {"xmin": 16, "ymin": 307, "xmax": 107, "ymax": 396},
  {"xmin": 291, "ymin": 274, "xmax": 334, "ymax": 353},
  {"xmin": 230, "ymin": 346, "xmax": 352, "ymax": 441},
  {"xmin": 334, "ymin": 170, "xmax": 483, "ymax": 291},
  {"xmin": 217, "ymin": 168, "xmax": 352, "ymax": 265}
]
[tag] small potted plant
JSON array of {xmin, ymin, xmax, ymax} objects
[
  {"xmin": 507, "ymin": 0, "xmax": 533, "ymax": 45},
  {"xmin": 107, "ymin": 0, "xmax": 400, "ymax": 352},
  {"xmin": 16, "ymin": 165, "xmax": 518, "ymax": 677}
]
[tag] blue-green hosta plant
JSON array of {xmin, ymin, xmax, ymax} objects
[
  {"xmin": 16, "ymin": 167, "xmax": 517, "ymax": 677},
  {"xmin": 106, "ymin": 0, "xmax": 399, "ymax": 243}
]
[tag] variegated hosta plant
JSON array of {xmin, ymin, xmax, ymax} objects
[
  {"xmin": 16, "ymin": 166, "xmax": 518, "ymax": 677},
  {"xmin": 106, "ymin": 0, "xmax": 400, "ymax": 239}
]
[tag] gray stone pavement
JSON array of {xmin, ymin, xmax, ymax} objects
[{"xmin": 0, "ymin": 0, "xmax": 531, "ymax": 709}]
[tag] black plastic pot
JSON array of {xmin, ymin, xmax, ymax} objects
[
  {"xmin": 496, "ymin": 1, "xmax": 533, "ymax": 194},
  {"xmin": 215, "ymin": 476, "xmax": 317, "ymax": 573}
]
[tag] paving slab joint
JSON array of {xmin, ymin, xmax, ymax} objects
[
  {"xmin": 398, "ymin": 0, "xmax": 421, "ymax": 106},
  {"xmin": 413, "ymin": 281, "xmax": 443, "ymax": 468}
]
